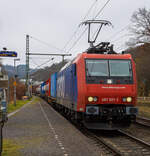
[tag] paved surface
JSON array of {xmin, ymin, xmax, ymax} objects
[{"xmin": 3, "ymin": 98, "xmax": 102, "ymax": 156}]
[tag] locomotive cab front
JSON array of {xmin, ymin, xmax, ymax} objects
[{"xmin": 76, "ymin": 53, "xmax": 138, "ymax": 129}]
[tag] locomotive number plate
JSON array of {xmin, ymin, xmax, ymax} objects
[{"xmin": 101, "ymin": 98, "xmax": 119, "ymax": 102}]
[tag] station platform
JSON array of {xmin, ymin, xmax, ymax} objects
[{"xmin": 3, "ymin": 98, "xmax": 101, "ymax": 156}]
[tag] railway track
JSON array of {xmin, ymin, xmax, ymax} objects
[
  {"xmin": 136, "ymin": 116, "xmax": 150, "ymax": 128},
  {"xmin": 79, "ymin": 117, "xmax": 150, "ymax": 155},
  {"xmin": 90, "ymin": 129, "xmax": 150, "ymax": 156},
  {"xmin": 117, "ymin": 130, "xmax": 150, "ymax": 155},
  {"xmin": 119, "ymin": 116, "xmax": 150, "ymax": 147},
  {"xmin": 81, "ymin": 117, "xmax": 150, "ymax": 156},
  {"xmin": 49, "ymin": 101, "xmax": 150, "ymax": 155},
  {"xmin": 81, "ymin": 129, "xmax": 122, "ymax": 156},
  {"xmin": 80, "ymin": 127, "xmax": 150, "ymax": 156}
]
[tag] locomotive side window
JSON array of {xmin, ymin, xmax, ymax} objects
[
  {"xmin": 109, "ymin": 60, "xmax": 132, "ymax": 77},
  {"xmin": 86, "ymin": 60, "xmax": 108, "ymax": 76}
]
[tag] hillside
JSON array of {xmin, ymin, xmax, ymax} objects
[
  {"xmin": 127, "ymin": 43, "xmax": 150, "ymax": 96},
  {"xmin": 4, "ymin": 65, "xmax": 36, "ymax": 78},
  {"xmin": 3, "ymin": 60, "xmax": 67, "ymax": 82},
  {"xmin": 31, "ymin": 60, "xmax": 68, "ymax": 81}
]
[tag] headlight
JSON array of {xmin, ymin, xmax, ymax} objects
[
  {"xmin": 88, "ymin": 97, "xmax": 94, "ymax": 102},
  {"xmin": 127, "ymin": 97, "xmax": 132, "ymax": 102}
]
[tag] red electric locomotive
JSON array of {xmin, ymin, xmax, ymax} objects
[
  {"xmin": 56, "ymin": 20, "xmax": 138, "ymax": 129},
  {"xmin": 71, "ymin": 50, "xmax": 137, "ymax": 129},
  {"xmin": 39, "ymin": 20, "xmax": 138, "ymax": 130}
]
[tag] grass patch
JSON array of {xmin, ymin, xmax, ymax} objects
[
  {"xmin": 7, "ymin": 99, "xmax": 31, "ymax": 114},
  {"xmin": 7, "ymin": 96, "xmax": 40, "ymax": 114},
  {"xmin": 2, "ymin": 139, "xmax": 23, "ymax": 156},
  {"xmin": 137, "ymin": 100, "xmax": 150, "ymax": 118}
]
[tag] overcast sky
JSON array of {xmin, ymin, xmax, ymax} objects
[{"xmin": 0, "ymin": 0, "xmax": 150, "ymax": 68}]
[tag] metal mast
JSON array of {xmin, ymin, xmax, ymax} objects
[
  {"xmin": 25, "ymin": 35, "xmax": 72, "ymax": 98},
  {"xmin": 26, "ymin": 35, "xmax": 30, "ymax": 98}
]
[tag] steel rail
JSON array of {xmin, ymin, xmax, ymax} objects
[
  {"xmin": 137, "ymin": 116, "xmax": 150, "ymax": 122},
  {"xmin": 83, "ymin": 129, "xmax": 122, "ymax": 156},
  {"xmin": 136, "ymin": 116, "xmax": 150, "ymax": 128},
  {"xmin": 118, "ymin": 129, "xmax": 150, "ymax": 150}
]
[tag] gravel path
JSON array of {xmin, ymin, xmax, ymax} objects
[{"xmin": 3, "ymin": 98, "xmax": 103, "ymax": 156}]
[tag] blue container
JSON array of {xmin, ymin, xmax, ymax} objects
[
  {"xmin": 51, "ymin": 73, "xmax": 57, "ymax": 98},
  {"xmin": 64, "ymin": 64, "xmax": 77, "ymax": 102},
  {"xmin": 40, "ymin": 82, "xmax": 46, "ymax": 96},
  {"xmin": 57, "ymin": 64, "xmax": 77, "ymax": 108}
]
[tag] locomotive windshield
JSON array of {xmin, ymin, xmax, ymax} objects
[
  {"xmin": 86, "ymin": 60, "xmax": 108, "ymax": 76},
  {"xmin": 86, "ymin": 59, "xmax": 133, "ymax": 84},
  {"xmin": 109, "ymin": 60, "xmax": 132, "ymax": 77}
]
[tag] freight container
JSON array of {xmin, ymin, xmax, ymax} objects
[
  {"xmin": 51, "ymin": 73, "xmax": 57, "ymax": 98},
  {"xmin": 40, "ymin": 82, "xmax": 46, "ymax": 97}
]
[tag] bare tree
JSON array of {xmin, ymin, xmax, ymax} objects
[{"xmin": 127, "ymin": 8, "xmax": 150, "ymax": 46}]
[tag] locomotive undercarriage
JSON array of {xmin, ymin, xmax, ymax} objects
[
  {"xmin": 48, "ymin": 98, "xmax": 138, "ymax": 130},
  {"xmin": 83, "ymin": 104, "xmax": 138, "ymax": 129}
]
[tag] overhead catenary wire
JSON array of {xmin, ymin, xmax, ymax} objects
[
  {"xmin": 91, "ymin": 0, "xmax": 112, "ymax": 40},
  {"xmin": 66, "ymin": 28, "xmax": 88, "ymax": 53},
  {"xmin": 62, "ymin": 0, "xmax": 99, "ymax": 52},
  {"xmin": 66, "ymin": 0, "xmax": 112, "ymax": 53},
  {"xmin": 30, "ymin": 57, "xmax": 39, "ymax": 66},
  {"xmin": 110, "ymin": 34, "xmax": 129, "ymax": 43},
  {"xmin": 29, "ymin": 35, "xmax": 64, "ymax": 52},
  {"xmin": 30, "ymin": 56, "xmax": 54, "ymax": 71},
  {"xmin": 29, "ymin": 57, "xmax": 54, "ymax": 74},
  {"xmin": 94, "ymin": 0, "xmax": 111, "ymax": 19},
  {"xmin": 103, "ymin": 24, "xmax": 131, "ymax": 52},
  {"xmin": 104, "ymin": 24, "xmax": 130, "ymax": 41}
]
